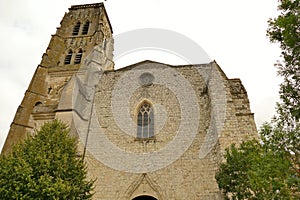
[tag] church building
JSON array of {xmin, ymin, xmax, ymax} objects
[{"xmin": 2, "ymin": 3, "xmax": 258, "ymax": 199}]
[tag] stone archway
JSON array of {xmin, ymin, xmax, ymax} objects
[{"xmin": 132, "ymin": 195, "xmax": 158, "ymax": 200}]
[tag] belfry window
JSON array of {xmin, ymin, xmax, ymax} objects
[
  {"xmin": 64, "ymin": 50, "xmax": 73, "ymax": 64},
  {"xmin": 72, "ymin": 22, "xmax": 81, "ymax": 36},
  {"xmin": 137, "ymin": 102, "xmax": 154, "ymax": 138},
  {"xmin": 74, "ymin": 49, "xmax": 83, "ymax": 64},
  {"xmin": 82, "ymin": 21, "xmax": 90, "ymax": 35}
]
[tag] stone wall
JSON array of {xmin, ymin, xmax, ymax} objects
[{"xmin": 71, "ymin": 60, "xmax": 257, "ymax": 199}]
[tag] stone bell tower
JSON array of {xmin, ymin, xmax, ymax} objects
[{"xmin": 2, "ymin": 3, "xmax": 114, "ymax": 153}]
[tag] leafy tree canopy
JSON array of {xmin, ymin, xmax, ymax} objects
[
  {"xmin": 0, "ymin": 120, "xmax": 94, "ymax": 199},
  {"xmin": 267, "ymin": 0, "xmax": 300, "ymax": 120},
  {"xmin": 266, "ymin": 0, "xmax": 299, "ymax": 175},
  {"xmin": 216, "ymin": 140, "xmax": 298, "ymax": 199}
]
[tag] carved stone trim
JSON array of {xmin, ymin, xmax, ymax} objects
[{"xmin": 123, "ymin": 173, "xmax": 165, "ymax": 200}]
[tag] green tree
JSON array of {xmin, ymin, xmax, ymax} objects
[
  {"xmin": 266, "ymin": 0, "xmax": 300, "ymax": 184},
  {"xmin": 0, "ymin": 120, "xmax": 94, "ymax": 199},
  {"xmin": 216, "ymin": 140, "xmax": 295, "ymax": 199},
  {"xmin": 266, "ymin": 0, "xmax": 300, "ymax": 164},
  {"xmin": 267, "ymin": 0, "xmax": 300, "ymax": 120},
  {"xmin": 266, "ymin": 0, "xmax": 300, "ymax": 165}
]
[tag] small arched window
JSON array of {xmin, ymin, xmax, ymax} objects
[
  {"xmin": 64, "ymin": 50, "xmax": 73, "ymax": 64},
  {"xmin": 74, "ymin": 49, "xmax": 83, "ymax": 64},
  {"xmin": 82, "ymin": 21, "xmax": 90, "ymax": 35},
  {"xmin": 72, "ymin": 22, "xmax": 81, "ymax": 36},
  {"xmin": 137, "ymin": 102, "xmax": 154, "ymax": 138}
]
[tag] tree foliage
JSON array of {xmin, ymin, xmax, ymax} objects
[
  {"xmin": 216, "ymin": 140, "xmax": 296, "ymax": 199},
  {"xmin": 267, "ymin": 0, "xmax": 300, "ymax": 120},
  {"xmin": 0, "ymin": 120, "xmax": 94, "ymax": 199},
  {"xmin": 266, "ymin": 0, "xmax": 300, "ymax": 183},
  {"xmin": 266, "ymin": 0, "xmax": 300, "ymax": 165}
]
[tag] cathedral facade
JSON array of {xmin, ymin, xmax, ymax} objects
[{"xmin": 2, "ymin": 3, "xmax": 258, "ymax": 199}]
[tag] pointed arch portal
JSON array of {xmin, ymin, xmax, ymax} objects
[{"xmin": 132, "ymin": 196, "xmax": 158, "ymax": 200}]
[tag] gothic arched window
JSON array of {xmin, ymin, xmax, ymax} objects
[
  {"xmin": 72, "ymin": 22, "xmax": 81, "ymax": 36},
  {"xmin": 64, "ymin": 49, "xmax": 73, "ymax": 64},
  {"xmin": 82, "ymin": 21, "xmax": 90, "ymax": 35},
  {"xmin": 74, "ymin": 49, "xmax": 83, "ymax": 64},
  {"xmin": 137, "ymin": 102, "xmax": 154, "ymax": 138}
]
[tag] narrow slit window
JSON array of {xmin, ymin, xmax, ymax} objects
[
  {"xmin": 72, "ymin": 22, "xmax": 81, "ymax": 36},
  {"xmin": 64, "ymin": 50, "xmax": 73, "ymax": 64},
  {"xmin": 137, "ymin": 102, "xmax": 154, "ymax": 138},
  {"xmin": 74, "ymin": 49, "xmax": 83, "ymax": 64},
  {"xmin": 82, "ymin": 21, "xmax": 90, "ymax": 35}
]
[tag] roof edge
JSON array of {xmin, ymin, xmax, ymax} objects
[
  {"xmin": 112, "ymin": 60, "xmax": 213, "ymax": 72},
  {"xmin": 69, "ymin": 3, "xmax": 103, "ymax": 10}
]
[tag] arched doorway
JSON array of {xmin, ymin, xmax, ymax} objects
[{"xmin": 132, "ymin": 195, "xmax": 158, "ymax": 200}]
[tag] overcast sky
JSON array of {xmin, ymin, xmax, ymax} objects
[{"xmin": 0, "ymin": 0, "xmax": 282, "ymax": 151}]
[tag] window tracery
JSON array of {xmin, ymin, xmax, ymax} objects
[{"xmin": 137, "ymin": 102, "xmax": 154, "ymax": 138}]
